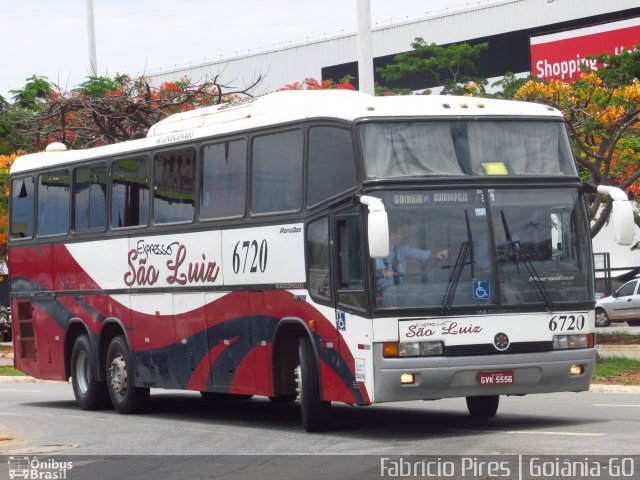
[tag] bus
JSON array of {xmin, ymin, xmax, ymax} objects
[{"xmin": 9, "ymin": 90, "xmax": 634, "ymax": 431}]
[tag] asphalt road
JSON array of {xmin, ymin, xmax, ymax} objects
[{"xmin": 0, "ymin": 383, "xmax": 638, "ymax": 456}]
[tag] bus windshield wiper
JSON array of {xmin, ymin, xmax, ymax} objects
[
  {"xmin": 500, "ymin": 211, "xmax": 554, "ymax": 312},
  {"xmin": 441, "ymin": 210, "xmax": 474, "ymax": 314}
]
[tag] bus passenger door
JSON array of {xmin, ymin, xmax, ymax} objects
[{"xmin": 333, "ymin": 207, "xmax": 370, "ymax": 404}]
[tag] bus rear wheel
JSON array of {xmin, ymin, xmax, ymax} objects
[
  {"xmin": 296, "ymin": 336, "xmax": 330, "ymax": 432},
  {"xmin": 106, "ymin": 335, "xmax": 149, "ymax": 413},
  {"xmin": 71, "ymin": 334, "xmax": 110, "ymax": 410},
  {"xmin": 466, "ymin": 395, "xmax": 499, "ymax": 418}
]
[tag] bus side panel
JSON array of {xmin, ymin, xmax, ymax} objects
[
  {"xmin": 52, "ymin": 244, "xmax": 103, "ymax": 292},
  {"xmin": 173, "ymin": 293, "xmax": 209, "ymax": 391},
  {"xmin": 130, "ymin": 294, "xmax": 177, "ymax": 389},
  {"xmin": 31, "ymin": 297, "xmax": 66, "ymax": 380},
  {"xmin": 10, "ymin": 245, "xmax": 53, "ymax": 293},
  {"xmin": 10, "ymin": 245, "xmax": 60, "ymax": 380}
]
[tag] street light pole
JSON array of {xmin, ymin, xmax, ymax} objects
[
  {"xmin": 86, "ymin": 0, "xmax": 98, "ymax": 77},
  {"xmin": 356, "ymin": 0, "xmax": 375, "ymax": 95}
]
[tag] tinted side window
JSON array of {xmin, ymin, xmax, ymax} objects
[
  {"xmin": 11, "ymin": 176, "xmax": 34, "ymax": 239},
  {"xmin": 112, "ymin": 156, "xmax": 149, "ymax": 228},
  {"xmin": 307, "ymin": 127, "xmax": 357, "ymax": 207},
  {"xmin": 38, "ymin": 170, "xmax": 70, "ymax": 236},
  {"xmin": 153, "ymin": 148, "xmax": 196, "ymax": 224},
  {"xmin": 617, "ymin": 281, "xmax": 637, "ymax": 297},
  {"xmin": 251, "ymin": 130, "xmax": 303, "ymax": 214},
  {"xmin": 74, "ymin": 163, "xmax": 107, "ymax": 231},
  {"xmin": 306, "ymin": 217, "xmax": 331, "ymax": 301},
  {"xmin": 200, "ymin": 140, "xmax": 247, "ymax": 220},
  {"xmin": 336, "ymin": 208, "xmax": 365, "ymax": 310}
]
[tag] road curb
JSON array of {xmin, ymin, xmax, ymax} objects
[
  {"xmin": 0, "ymin": 376, "xmax": 67, "ymax": 384},
  {"xmin": 589, "ymin": 384, "xmax": 640, "ymax": 394}
]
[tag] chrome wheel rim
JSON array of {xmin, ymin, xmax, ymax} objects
[
  {"xmin": 109, "ymin": 354, "xmax": 128, "ymax": 399},
  {"xmin": 595, "ymin": 311, "xmax": 607, "ymax": 327},
  {"xmin": 75, "ymin": 350, "xmax": 89, "ymax": 394},
  {"xmin": 294, "ymin": 365, "xmax": 303, "ymax": 403}
]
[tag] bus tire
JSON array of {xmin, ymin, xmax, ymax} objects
[
  {"xmin": 106, "ymin": 335, "xmax": 149, "ymax": 414},
  {"xmin": 296, "ymin": 336, "xmax": 330, "ymax": 432},
  {"xmin": 70, "ymin": 334, "xmax": 110, "ymax": 410},
  {"xmin": 268, "ymin": 394, "xmax": 297, "ymax": 403},
  {"xmin": 200, "ymin": 392, "xmax": 253, "ymax": 401},
  {"xmin": 466, "ymin": 395, "xmax": 499, "ymax": 418}
]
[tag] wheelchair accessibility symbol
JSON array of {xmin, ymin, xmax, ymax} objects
[{"xmin": 473, "ymin": 280, "xmax": 490, "ymax": 300}]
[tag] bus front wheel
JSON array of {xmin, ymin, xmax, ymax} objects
[
  {"xmin": 71, "ymin": 334, "xmax": 110, "ymax": 410},
  {"xmin": 466, "ymin": 395, "xmax": 499, "ymax": 418},
  {"xmin": 106, "ymin": 335, "xmax": 149, "ymax": 413},
  {"xmin": 296, "ymin": 336, "xmax": 330, "ymax": 432}
]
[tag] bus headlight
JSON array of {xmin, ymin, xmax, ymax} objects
[
  {"xmin": 553, "ymin": 334, "xmax": 590, "ymax": 349},
  {"xmin": 399, "ymin": 342, "xmax": 421, "ymax": 357},
  {"xmin": 420, "ymin": 341, "xmax": 444, "ymax": 356},
  {"xmin": 396, "ymin": 341, "xmax": 444, "ymax": 357}
]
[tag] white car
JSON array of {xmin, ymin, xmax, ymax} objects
[{"xmin": 595, "ymin": 279, "xmax": 640, "ymax": 327}]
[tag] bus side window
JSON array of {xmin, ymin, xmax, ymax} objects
[
  {"xmin": 11, "ymin": 176, "xmax": 34, "ymax": 239},
  {"xmin": 73, "ymin": 163, "xmax": 107, "ymax": 231},
  {"xmin": 251, "ymin": 130, "xmax": 303, "ymax": 215},
  {"xmin": 38, "ymin": 169, "xmax": 70, "ymax": 237},
  {"xmin": 111, "ymin": 156, "xmax": 149, "ymax": 229},
  {"xmin": 306, "ymin": 216, "xmax": 331, "ymax": 301},
  {"xmin": 307, "ymin": 126, "xmax": 357, "ymax": 208},
  {"xmin": 336, "ymin": 209, "xmax": 366, "ymax": 310},
  {"xmin": 200, "ymin": 139, "xmax": 247, "ymax": 220},
  {"xmin": 153, "ymin": 147, "xmax": 196, "ymax": 224}
]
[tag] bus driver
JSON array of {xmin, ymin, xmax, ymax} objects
[{"xmin": 376, "ymin": 223, "xmax": 448, "ymax": 291}]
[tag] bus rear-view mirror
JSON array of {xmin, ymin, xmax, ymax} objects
[
  {"xmin": 597, "ymin": 185, "xmax": 634, "ymax": 246},
  {"xmin": 359, "ymin": 195, "xmax": 389, "ymax": 258}
]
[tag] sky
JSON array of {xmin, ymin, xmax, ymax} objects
[{"xmin": 1, "ymin": 0, "xmax": 504, "ymax": 101}]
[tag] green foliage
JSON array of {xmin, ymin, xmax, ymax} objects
[
  {"xmin": 10, "ymin": 75, "xmax": 55, "ymax": 109},
  {"xmin": 0, "ymin": 366, "xmax": 26, "ymax": 376},
  {"xmin": 490, "ymin": 73, "xmax": 532, "ymax": 99},
  {"xmin": 586, "ymin": 48, "xmax": 640, "ymax": 88},
  {"xmin": 593, "ymin": 356, "xmax": 640, "ymax": 384},
  {"xmin": 377, "ymin": 39, "xmax": 489, "ymax": 94},
  {"xmin": 74, "ymin": 74, "xmax": 129, "ymax": 97}
]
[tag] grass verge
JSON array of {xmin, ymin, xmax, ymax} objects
[
  {"xmin": 0, "ymin": 366, "xmax": 25, "ymax": 376},
  {"xmin": 593, "ymin": 356, "xmax": 640, "ymax": 384},
  {"xmin": 596, "ymin": 332, "xmax": 640, "ymax": 345}
]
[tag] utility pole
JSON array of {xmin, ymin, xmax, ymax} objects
[
  {"xmin": 86, "ymin": 0, "xmax": 98, "ymax": 77},
  {"xmin": 356, "ymin": 0, "xmax": 374, "ymax": 95}
]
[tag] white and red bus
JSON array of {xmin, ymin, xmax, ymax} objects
[{"xmin": 9, "ymin": 90, "xmax": 633, "ymax": 431}]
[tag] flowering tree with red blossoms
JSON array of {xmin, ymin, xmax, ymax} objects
[
  {"xmin": 11, "ymin": 73, "xmax": 263, "ymax": 150},
  {"xmin": 278, "ymin": 77, "xmax": 355, "ymax": 91}
]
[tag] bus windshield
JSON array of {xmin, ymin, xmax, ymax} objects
[
  {"xmin": 359, "ymin": 120, "xmax": 576, "ymax": 178},
  {"xmin": 373, "ymin": 188, "xmax": 592, "ymax": 310}
]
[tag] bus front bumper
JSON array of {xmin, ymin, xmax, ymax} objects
[{"xmin": 372, "ymin": 344, "xmax": 595, "ymax": 403}]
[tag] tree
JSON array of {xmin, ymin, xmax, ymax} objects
[
  {"xmin": 377, "ymin": 39, "xmax": 488, "ymax": 95},
  {"xmin": 514, "ymin": 47, "xmax": 640, "ymax": 237},
  {"xmin": 0, "ymin": 151, "xmax": 25, "ymax": 262},
  {"xmin": 10, "ymin": 72, "xmax": 263, "ymax": 150},
  {"xmin": 278, "ymin": 77, "xmax": 355, "ymax": 91}
]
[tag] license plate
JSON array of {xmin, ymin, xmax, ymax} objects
[{"xmin": 478, "ymin": 370, "xmax": 514, "ymax": 386}]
